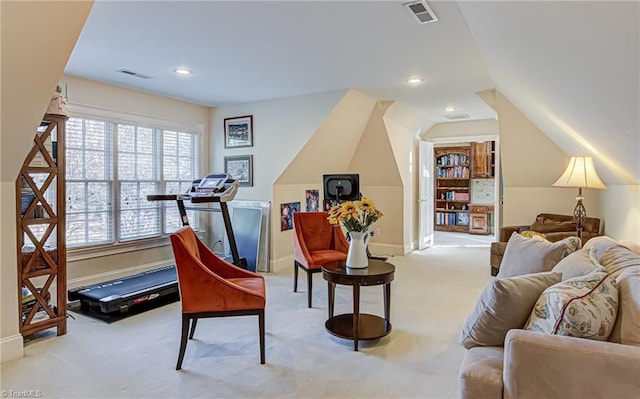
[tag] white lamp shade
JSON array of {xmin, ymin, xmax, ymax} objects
[{"xmin": 553, "ymin": 156, "xmax": 607, "ymax": 189}]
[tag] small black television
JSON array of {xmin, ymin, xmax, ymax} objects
[{"xmin": 323, "ymin": 174, "xmax": 360, "ymax": 201}]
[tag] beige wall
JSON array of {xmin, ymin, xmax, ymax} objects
[
  {"xmin": 422, "ymin": 119, "xmax": 498, "ymax": 140},
  {"xmin": 64, "ymin": 76, "xmax": 210, "ymax": 126},
  {"xmin": 384, "ymin": 103, "xmax": 431, "ymax": 251},
  {"xmin": 270, "ymin": 92, "xmax": 407, "ymax": 271},
  {"xmin": 486, "ymin": 89, "xmax": 638, "ymax": 238},
  {"xmin": 349, "ymin": 101, "xmax": 403, "ymax": 251},
  {"xmin": 502, "ymin": 187, "xmax": 601, "ymax": 227},
  {"xmin": 485, "ymin": 90, "xmax": 603, "ymax": 226},
  {"xmin": 598, "ymin": 185, "xmax": 640, "ymax": 241},
  {"xmin": 1, "ymin": 0, "xmax": 94, "ymax": 363}
]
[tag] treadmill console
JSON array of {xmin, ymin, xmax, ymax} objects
[
  {"xmin": 195, "ymin": 173, "xmax": 229, "ymax": 196},
  {"xmin": 188, "ymin": 173, "xmax": 240, "ymax": 202}
]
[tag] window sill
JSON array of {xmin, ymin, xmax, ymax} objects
[{"xmin": 67, "ymin": 236, "xmax": 171, "ymax": 262}]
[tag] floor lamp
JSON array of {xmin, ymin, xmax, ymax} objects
[{"xmin": 553, "ymin": 156, "xmax": 606, "ymax": 242}]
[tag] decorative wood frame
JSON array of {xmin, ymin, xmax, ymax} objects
[
  {"xmin": 224, "ymin": 115, "xmax": 253, "ymax": 148},
  {"xmin": 224, "ymin": 155, "xmax": 253, "ymax": 187},
  {"xmin": 16, "ymin": 114, "xmax": 67, "ymax": 336}
]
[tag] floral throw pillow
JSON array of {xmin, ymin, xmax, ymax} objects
[{"xmin": 524, "ymin": 270, "xmax": 618, "ymax": 341}]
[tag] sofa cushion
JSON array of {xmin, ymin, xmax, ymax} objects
[
  {"xmin": 458, "ymin": 346, "xmax": 504, "ymax": 399},
  {"xmin": 460, "ymin": 271, "xmax": 562, "ymax": 349},
  {"xmin": 497, "ymin": 233, "xmax": 580, "ymax": 278},
  {"xmin": 524, "ymin": 271, "xmax": 618, "ymax": 341},
  {"xmin": 598, "ymin": 245, "xmax": 640, "ymax": 279},
  {"xmin": 598, "ymin": 246, "xmax": 640, "ymax": 346},
  {"xmin": 608, "ymin": 268, "xmax": 640, "ymax": 346},
  {"xmin": 582, "ymin": 235, "xmax": 622, "ymax": 261},
  {"xmin": 551, "ymin": 248, "xmax": 599, "ymax": 280},
  {"xmin": 620, "ymin": 240, "xmax": 640, "ymax": 256},
  {"xmin": 530, "ymin": 218, "xmax": 576, "ymax": 234}
]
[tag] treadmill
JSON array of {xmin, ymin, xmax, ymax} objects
[{"xmin": 69, "ymin": 174, "xmax": 244, "ymax": 314}]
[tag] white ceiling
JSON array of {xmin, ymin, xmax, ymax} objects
[
  {"xmin": 65, "ymin": 1, "xmax": 639, "ymax": 183},
  {"xmin": 65, "ymin": 0, "xmax": 497, "ymax": 122}
]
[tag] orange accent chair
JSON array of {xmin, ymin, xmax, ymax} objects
[
  {"xmin": 170, "ymin": 226, "xmax": 266, "ymax": 369},
  {"xmin": 293, "ymin": 212, "xmax": 349, "ymax": 308}
]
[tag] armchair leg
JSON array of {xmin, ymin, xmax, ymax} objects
[
  {"xmin": 294, "ymin": 262, "xmax": 299, "ymax": 292},
  {"xmin": 176, "ymin": 315, "xmax": 190, "ymax": 370},
  {"xmin": 188, "ymin": 318, "xmax": 198, "ymax": 339},
  {"xmin": 307, "ymin": 270, "xmax": 313, "ymax": 308},
  {"xmin": 258, "ymin": 309, "xmax": 265, "ymax": 364}
]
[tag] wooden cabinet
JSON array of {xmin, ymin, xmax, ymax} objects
[
  {"xmin": 469, "ymin": 205, "xmax": 494, "ymax": 235},
  {"xmin": 16, "ymin": 114, "xmax": 67, "ymax": 336},
  {"xmin": 470, "ymin": 141, "xmax": 495, "ymax": 178},
  {"xmin": 434, "ymin": 146, "xmax": 470, "ymax": 232}
]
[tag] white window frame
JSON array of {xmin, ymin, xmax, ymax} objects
[{"xmin": 66, "ymin": 104, "xmax": 205, "ymax": 261}]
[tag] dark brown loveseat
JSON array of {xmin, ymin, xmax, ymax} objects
[{"xmin": 489, "ymin": 213, "xmax": 601, "ymax": 276}]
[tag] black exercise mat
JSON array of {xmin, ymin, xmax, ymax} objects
[{"xmin": 68, "ymin": 292, "xmax": 180, "ymax": 324}]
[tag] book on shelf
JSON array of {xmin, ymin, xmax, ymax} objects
[
  {"xmin": 436, "ymin": 153, "xmax": 469, "ymax": 166},
  {"xmin": 454, "ymin": 192, "xmax": 469, "ymax": 201},
  {"xmin": 436, "ymin": 166, "xmax": 469, "ymax": 178}
]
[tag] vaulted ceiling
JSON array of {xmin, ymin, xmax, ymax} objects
[{"xmin": 65, "ymin": 1, "xmax": 639, "ymax": 184}]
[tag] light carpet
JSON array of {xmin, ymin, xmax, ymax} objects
[{"xmin": 0, "ymin": 247, "xmax": 492, "ymax": 399}]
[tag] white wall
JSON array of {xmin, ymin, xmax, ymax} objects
[{"xmin": 210, "ymin": 90, "xmax": 348, "ymax": 201}]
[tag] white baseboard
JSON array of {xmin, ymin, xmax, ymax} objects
[
  {"xmin": 67, "ymin": 260, "xmax": 174, "ymax": 290},
  {"xmin": 369, "ymin": 243, "xmax": 405, "ymax": 257},
  {"xmin": 1, "ymin": 334, "xmax": 24, "ymax": 364}
]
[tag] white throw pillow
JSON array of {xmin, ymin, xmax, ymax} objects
[
  {"xmin": 497, "ymin": 233, "xmax": 580, "ymax": 278},
  {"xmin": 460, "ymin": 271, "xmax": 562, "ymax": 349},
  {"xmin": 582, "ymin": 235, "xmax": 622, "ymax": 260},
  {"xmin": 552, "ymin": 248, "xmax": 599, "ymax": 281},
  {"xmin": 524, "ymin": 271, "xmax": 618, "ymax": 341}
]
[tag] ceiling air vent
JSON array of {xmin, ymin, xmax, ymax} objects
[
  {"xmin": 117, "ymin": 69, "xmax": 151, "ymax": 79},
  {"xmin": 444, "ymin": 113, "xmax": 470, "ymax": 120},
  {"xmin": 403, "ymin": 1, "xmax": 438, "ymax": 24}
]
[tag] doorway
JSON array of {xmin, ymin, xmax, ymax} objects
[{"xmin": 421, "ymin": 135, "xmax": 500, "ymax": 247}]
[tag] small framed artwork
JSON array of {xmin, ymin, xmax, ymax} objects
[
  {"xmin": 306, "ymin": 189, "xmax": 320, "ymax": 212},
  {"xmin": 224, "ymin": 155, "xmax": 253, "ymax": 186},
  {"xmin": 224, "ymin": 115, "xmax": 253, "ymax": 148},
  {"xmin": 280, "ymin": 201, "xmax": 301, "ymax": 231}
]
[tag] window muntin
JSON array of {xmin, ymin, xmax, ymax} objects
[{"xmin": 66, "ymin": 117, "xmax": 199, "ymax": 248}]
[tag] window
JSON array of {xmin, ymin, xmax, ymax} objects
[{"xmin": 66, "ymin": 115, "xmax": 200, "ymax": 248}]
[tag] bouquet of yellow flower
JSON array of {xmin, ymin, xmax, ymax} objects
[{"xmin": 327, "ymin": 197, "xmax": 383, "ymax": 232}]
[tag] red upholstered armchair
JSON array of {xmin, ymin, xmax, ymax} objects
[
  {"xmin": 293, "ymin": 212, "xmax": 349, "ymax": 308},
  {"xmin": 170, "ymin": 226, "xmax": 266, "ymax": 370}
]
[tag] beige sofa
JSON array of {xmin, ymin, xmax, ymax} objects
[{"xmin": 459, "ymin": 236, "xmax": 640, "ymax": 399}]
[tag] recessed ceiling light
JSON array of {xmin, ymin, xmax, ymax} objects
[
  {"xmin": 174, "ymin": 68, "xmax": 192, "ymax": 75},
  {"xmin": 407, "ymin": 77, "xmax": 424, "ymax": 84},
  {"xmin": 445, "ymin": 106, "xmax": 456, "ymax": 112}
]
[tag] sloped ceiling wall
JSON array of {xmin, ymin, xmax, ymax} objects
[
  {"xmin": 275, "ymin": 90, "xmax": 375, "ymax": 184},
  {"xmin": 1, "ymin": 1, "xmax": 94, "ymax": 180},
  {"xmin": 458, "ymin": 1, "xmax": 639, "ymax": 184}
]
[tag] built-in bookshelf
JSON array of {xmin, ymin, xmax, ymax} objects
[{"xmin": 434, "ymin": 146, "xmax": 470, "ymax": 233}]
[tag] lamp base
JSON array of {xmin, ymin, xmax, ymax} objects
[{"xmin": 574, "ymin": 189, "xmax": 586, "ymax": 244}]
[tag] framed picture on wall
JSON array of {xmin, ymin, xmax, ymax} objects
[
  {"xmin": 224, "ymin": 155, "xmax": 253, "ymax": 186},
  {"xmin": 224, "ymin": 115, "xmax": 253, "ymax": 148}
]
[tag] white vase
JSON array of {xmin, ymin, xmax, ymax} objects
[{"xmin": 346, "ymin": 231, "xmax": 370, "ymax": 268}]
